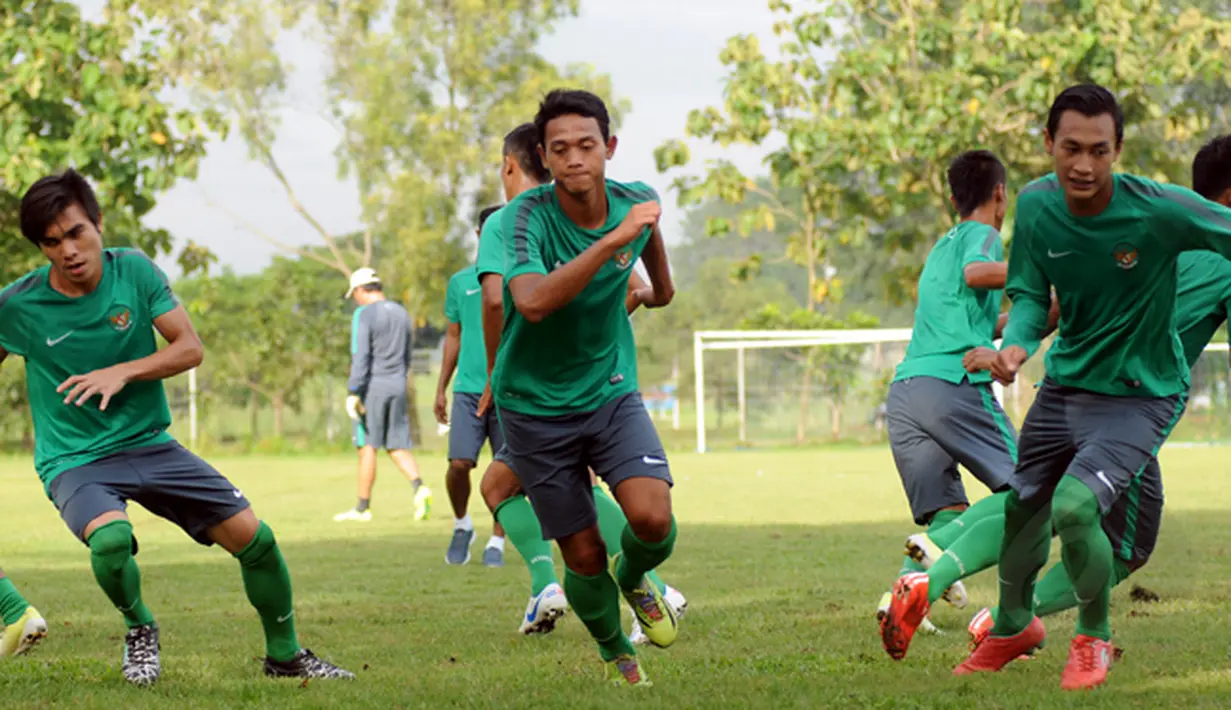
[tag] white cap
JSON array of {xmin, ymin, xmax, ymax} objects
[{"xmin": 345, "ymin": 267, "xmax": 380, "ymax": 298}]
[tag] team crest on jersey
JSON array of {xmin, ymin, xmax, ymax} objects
[
  {"xmin": 107, "ymin": 304, "xmax": 133, "ymax": 332},
  {"xmin": 1113, "ymin": 242, "xmax": 1139, "ymax": 270},
  {"xmin": 614, "ymin": 247, "xmax": 634, "ymax": 270}
]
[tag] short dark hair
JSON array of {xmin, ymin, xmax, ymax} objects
[
  {"xmin": 1046, "ymin": 84, "xmax": 1124, "ymax": 146},
  {"xmin": 477, "ymin": 205, "xmax": 503, "ymax": 234},
  {"xmin": 19, "ymin": 168, "xmax": 102, "ymax": 244},
  {"xmin": 534, "ymin": 89, "xmax": 610, "ymax": 148},
  {"xmin": 502, "ymin": 123, "xmax": 551, "ymax": 184},
  {"xmin": 947, "ymin": 150, "xmax": 1006, "ymax": 217},
  {"xmin": 1192, "ymin": 135, "xmax": 1231, "ymax": 201}
]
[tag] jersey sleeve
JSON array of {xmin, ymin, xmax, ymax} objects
[
  {"xmin": 444, "ymin": 273, "xmax": 461, "ymax": 324},
  {"xmin": 130, "ymin": 252, "xmax": 179, "ymax": 320},
  {"xmin": 503, "ymin": 202, "xmax": 549, "ymax": 282},
  {"xmin": 0, "ymin": 285, "xmax": 27, "ymax": 356},
  {"xmin": 475, "ymin": 215, "xmax": 505, "ymax": 280},
  {"xmin": 961, "ymin": 224, "xmax": 1003, "ymax": 266},
  {"xmin": 1001, "ymin": 212, "xmax": 1053, "ymax": 357},
  {"xmin": 1157, "ymin": 184, "xmax": 1231, "ymax": 258}
]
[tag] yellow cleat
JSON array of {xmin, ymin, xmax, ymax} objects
[
  {"xmin": 612, "ymin": 554, "xmax": 677, "ymax": 648},
  {"xmin": 414, "ymin": 486, "xmax": 433, "ymax": 521},
  {"xmin": 606, "ymin": 653, "xmax": 652, "ymax": 687},
  {"xmin": 1, "ymin": 606, "xmax": 47, "ymax": 657}
]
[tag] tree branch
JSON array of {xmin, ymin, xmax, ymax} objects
[{"xmin": 201, "ymin": 190, "xmax": 349, "ymax": 274}]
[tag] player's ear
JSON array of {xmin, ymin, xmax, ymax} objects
[
  {"xmin": 97, "ymin": 214, "xmax": 105, "ymax": 235},
  {"xmin": 1217, "ymin": 186, "xmax": 1231, "ymax": 208},
  {"xmin": 1043, "ymin": 129, "xmax": 1054, "ymax": 155},
  {"xmin": 537, "ymin": 143, "xmax": 547, "ymax": 166},
  {"xmin": 995, "ymin": 183, "xmax": 1007, "ymax": 204},
  {"xmin": 606, "ymin": 134, "xmax": 618, "ymax": 160},
  {"xmin": 502, "ymin": 154, "xmax": 515, "ymax": 177},
  {"xmin": 949, "ymin": 194, "xmax": 959, "ymax": 213}
]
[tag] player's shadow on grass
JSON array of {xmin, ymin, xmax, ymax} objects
[{"xmin": 4, "ymin": 510, "xmax": 1231, "ymax": 705}]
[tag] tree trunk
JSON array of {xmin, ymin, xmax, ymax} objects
[
  {"xmin": 830, "ymin": 399, "xmax": 841, "ymax": 439},
  {"xmin": 804, "ymin": 223, "xmax": 817, "ymax": 312},
  {"xmin": 249, "ymin": 389, "xmax": 260, "ymax": 440},
  {"xmin": 272, "ymin": 393, "xmax": 285, "ymax": 438},
  {"xmin": 796, "ymin": 366, "xmax": 812, "ymax": 444}
]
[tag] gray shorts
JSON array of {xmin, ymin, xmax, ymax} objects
[
  {"xmin": 1012, "ymin": 379, "xmax": 1185, "ymax": 515},
  {"xmin": 48, "ymin": 441, "xmax": 251, "ymax": 547},
  {"xmin": 1102, "ymin": 457, "xmax": 1163, "ymax": 570},
  {"xmin": 887, "ymin": 377, "xmax": 1017, "ymax": 525},
  {"xmin": 354, "ymin": 385, "xmax": 413, "ymax": 451},
  {"xmin": 497, "ymin": 392, "xmax": 672, "ymax": 540},
  {"xmin": 447, "ymin": 392, "xmax": 504, "ymax": 463}
]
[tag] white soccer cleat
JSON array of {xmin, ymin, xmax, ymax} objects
[
  {"xmin": 905, "ymin": 533, "xmax": 968, "ymax": 609},
  {"xmin": 630, "ymin": 585, "xmax": 688, "ymax": 646},
  {"xmin": 518, "ymin": 583, "xmax": 569, "ymax": 635},
  {"xmin": 333, "ymin": 509, "xmax": 372, "ymax": 522}
]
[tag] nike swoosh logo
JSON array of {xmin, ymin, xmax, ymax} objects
[
  {"xmin": 1047, "ymin": 249, "xmax": 1073, "ymax": 258},
  {"xmin": 642, "ymin": 456, "xmax": 667, "ymax": 465},
  {"xmin": 232, "ymin": 489, "xmax": 244, "ymax": 498},
  {"xmin": 466, "ymin": 288, "xmax": 481, "ymax": 296},
  {"xmin": 46, "ymin": 331, "xmax": 73, "ymax": 347},
  {"xmin": 526, "ymin": 594, "xmax": 543, "ymax": 622},
  {"xmin": 276, "ymin": 612, "xmax": 294, "ymax": 623}
]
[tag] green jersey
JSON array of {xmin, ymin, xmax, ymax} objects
[
  {"xmin": 1003, "ymin": 173, "xmax": 1231, "ymax": 397},
  {"xmin": 0, "ymin": 248, "xmax": 178, "ymax": 492},
  {"xmin": 895, "ymin": 221, "xmax": 1003, "ymax": 384},
  {"xmin": 443, "ymin": 266, "xmax": 488, "ymax": 394},
  {"xmin": 492, "ymin": 179, "xmax": 656, "ymax": 416},
  {"xmin": 475, "ymin": 205, "xmax": 508, "ymax": 280},
  {"xmin": 1174, "ymin": 251, "xmax": 1231, "ymax": 368}
]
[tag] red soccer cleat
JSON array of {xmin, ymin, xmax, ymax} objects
[
  {"xmin": 968, "ymin": 607, "xmax": 1036, "ymax": 661},
  {"xmin": 880, "ymin": 573, "xmax": 931, "ymax": 660},
  {"xmin": 954, "ymin": 616, "xmax": 1046, "ymax": 675},
  {"xmin": 1060, "ymin": 634, "xmax": 1113, "ymax": 690}
]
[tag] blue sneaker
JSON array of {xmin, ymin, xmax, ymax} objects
[
  {"xmin": 445, "ymin": 528, "xmax": 474, "ymax": 565},
  {"xmin": 482, "ymin": 545, "xmax": 504, "ymax": 567}
]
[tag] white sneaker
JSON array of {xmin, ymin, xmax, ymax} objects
[
  {"xmin": 630, "ymin": 584, "xmax": 687, "ymax": 645},
  {"xmin": 333, "ymin": 509, "xmax": 372, "ymax": 522},
  {"xmin": 518, "ymin": 583, "xmax": 569, "ymax": 635}
]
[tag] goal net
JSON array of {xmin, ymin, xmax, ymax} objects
[{"xmin": 692, "ymin": 330, "xmax": 1231, "ymax": 452}]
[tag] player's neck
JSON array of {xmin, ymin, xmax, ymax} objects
[
  {"xmin": 509, "ymin": 176, "xmax": 542, "ymax": 200},
  {"xmin": 961, "ymin": 205, "xmax": 1000, "ymax": 231},
  {"xmin": 1064, "ymin": 179, "xmax": 1115, "ymax": 218},
  {"xmin": 554, "ymin": 181, "xmax": 609, "ymax": 230},
  {"xmin": 48, "ymin": 263, "xmax": 102, "ymax": 298}
]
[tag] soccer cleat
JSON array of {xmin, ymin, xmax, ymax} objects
[
  {"xmin": 606, "ymin": 653, "xmax": 652, "ymax": 687},
  {"xmin": 1060, "ymin": 635, "xmax": 1113, "ymax": 691},
  {"xmin": 519, "ymin": 582, "xmax": 570, "ymax": 635},
  {"xmin": 881, "ymin": 572, "xmax": 931, "ymax": 660},
  {"xmin": 954, "ymin": 616, "xmax": 1046, "ymax": 675},
  {"xmin": 482, "ymin": 545, "xmax": 504, "ymax": 568},
  {"xmin": 1, "ymin": 606, "xmax": 47, "ymax": 657},
  {"xmin": 968, "ymin": 607, "xmax": 1036, "ymax": 660},
  {"xmin": 445, "ymin": 528, "xmax": 474, "ymax": 565},
  {"xmin": 333, "ymin": 509, "xmax": 372, "ymax": 522},
  {"xmin": 264, "ymin": 649, "xmax": 356, "ymax": 680},
  {"xmin": 631, "ymin": 585, "xmax": 687, "ymax": 645},
  {"xmin": 612, "ymin": 554, "xmax": 677, "ymax": 649},
  {"xmin": 905, "ymin": 534, "xmax": 968, "ymax": 609},
  {"xmin": 875, "ymin": 590, "xmax": 892, "ymax": 623},
  {"xmin": 122, "ymin": 623, "xmax": 161, "ymax": 687},
  {"xmin": 413, "ymin": 486, "xmax": 433, "ymax": 521}
]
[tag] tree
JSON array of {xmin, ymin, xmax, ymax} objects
[
  {"xmin": 658, "ymin": 0, "xmax": 1231, "ymax": 306},
  {"xmin": 1, "ymin": 1, "xmax": 224, "ymax": 285}
]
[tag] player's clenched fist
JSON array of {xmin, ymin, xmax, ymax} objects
[
  {"xmin": 989, "ymin": 345, "xmax": 1029, "ymax": 385},
  {"xmin": 608, "ymin": 201, "xmax": 661, "ymax": 247}
]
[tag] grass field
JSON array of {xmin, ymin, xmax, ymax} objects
[{"xmin": 2, "ymin": 446, "xmax": 1231, "ymax": 708}]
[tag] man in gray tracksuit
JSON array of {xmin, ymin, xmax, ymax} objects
[{"xmin": 334, "ymin": 267, "xmax": 433, "ymax": 522}]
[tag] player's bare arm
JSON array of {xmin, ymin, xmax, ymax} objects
[
  {"xmin": 508, "ymin": 201, "xmax": 660, "ymax": 323},
  {"xmin": 480, "ymin": 274, "xmax": 503, "ymax": 374},
  {"xmin": 0, "ymin": 343, "xmax": 7, "ymax": 367},
  {"xmin": 631, "ymin": 224, "xmax": 675, "ymax": 309},
  {"xmin": 625, "ymin": 270, "xmax": 648, "ymax": 315},
  {"xmin": 435, "ymin": 321, "xmax": 461, "ymax": 425},
  {"xmin": 963, "ymin": 261, "xmax": 1007, "ymax": 290},
  {"xmin": 58, "ymin": 305, "xmax": 204, "ymax": 411}
]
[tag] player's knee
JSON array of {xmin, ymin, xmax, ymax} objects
[
  {"xmin": 1051, "ymin": 476, "xmax": 1100, "ymax": 532},
  {"xmin": 447, "ymin": 460, "xmax": 474, "ymax": 479},
  {"xmin": 564, "ymin": 542, "xmax": 608, "ymax": 576},
  {"xmin": 624, "ymin": 507, "xmax": 673, "ymax": 543},
  {"xmin": 235, "ymin": 521, "xmax": 277, "ymax": 566},
  {"xmin": 480, "ymin": 464, "xmax": 520, "ymax": 511},
  {"xmin": 87, "ymin": 520, "xmax": 135, "ymax": 571}
]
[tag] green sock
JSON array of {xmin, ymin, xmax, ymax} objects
[
  {"xmin": 615, "ymin": 518, "xmax": 678, "ymax": 593},
  {"xmin": 990, "ymin": 557, "xmax": 1132, "ymax": 623},
  {"xmin": 896, "ymin": 508, "xmax": 962, "ymax": 577},
  {"xmin": 928, "ymin": 492, "xmax": 1009, "ymax": 549},
  {"xmin": 87, "ymin": 521, "xmax": 156, "ymax": 629},
  {"xmin": 592, "ymin": 484, "xmax": 667, "ymax": 594},
  {"xmin": 494, "ymin": 495, "xmax": 559, "ymax": 595},
  {"xmin": 564, "ymin": 568, "xmax": 635, "ymax": 661},
  {"xmin": 992, "ymin": 490, "xmax": 1051, "ymax": 637},
  {"xmin": 926, "ymin": 514, "xmax": 1005, "ymax": 605},
  {"xmin": 235, "ymin": 521, "xmax": 300, "ymax": 662},
  {"xmin": 0, "ymin": 574, "xmax": 30, "ymax": 626},
  {"xmin": 1052, "ymin": 476, "xmax": 1114, "ymax": 641}
]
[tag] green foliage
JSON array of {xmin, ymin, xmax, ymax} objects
[{"xmin": 0, "ymin": 1, "xmax": 226, "ymax": 285}]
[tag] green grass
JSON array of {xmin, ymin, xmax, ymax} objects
[{"xmin": 1, "ymin": 446, "xmax": 1231, "ymax": 708}]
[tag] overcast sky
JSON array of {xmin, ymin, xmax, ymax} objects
[{"xmin": 76, "ymin": 0, "xmax": 783, "ymax": 277}]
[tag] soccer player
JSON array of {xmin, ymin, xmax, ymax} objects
[
  {"xmin": 964, "ymin": 132, "xmax": 1231, "ymax": 653},
  {"xmin": 955, "ymin": 85, "xmax": 1231, "ymax": 690},
  {"xmin": 877, "ymin": 150, "xmax": 1021, "ymax": 659},
  {"xmin": 475, "ymin": 122, "xmax": 685, "ymax": 647},
  {"xmin": 436, "ymin": 205, "xmax": 507, "ymax": 566},
  {"xmin": 0, "ymin": 569, "xmax": 45, "ymax": 656},
  {"xmin": 0, "ymin": 169, "xmax": 352, "ymax": 685},
  {"xmin": 492, "ymin": 89, "xmax": 678, "ymax": 686},
  {"xmin": 335, "ymin": 268, "xmax": 433, "ymax": 522}
]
